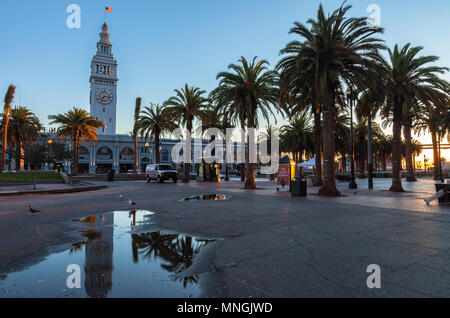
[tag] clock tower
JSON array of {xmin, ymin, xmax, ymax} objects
[{"xmin": 90, "ymin": 23, "xmax": 118, "ymax": 135}]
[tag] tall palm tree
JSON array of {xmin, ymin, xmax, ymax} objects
[
  {"xmin": 210, "ymin": 57, "xmax": 279, "ymax": 189},
  {"xmin": 165, "ymin": 84, "xmax": 208, "ymax": 182},
  {"xmin": 139, "ymin": 103, "xmax": 176, "ymax": 164},
  {"xmin": 278, "ymin": 3, "xmax": 385, "ymax": 196},
  {"xmin": 381, "ymin": 44, "xmax": 450, "ymax": 191},
  {"xmin": 1, "ymin": 85, "xmax": 16, "ymax": 172},
  {"xmin": 3, "ymin": 106, "xmax": 42, "ymax": 169},
  {"xmin": 48, "ymin": 108, "xmax": 104, "ymax": 175},
  {"xmin": 132, "ymin": 97, "xmax": 142, "ymax": 173}
]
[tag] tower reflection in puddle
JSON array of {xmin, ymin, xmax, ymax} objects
[
  {"xmin": 72, "ymin": 214, "xmax": 114, "ymax": 298},
  {"xmin": 67, "ymin": 211, "xmax": 214, "ymax": 297}
]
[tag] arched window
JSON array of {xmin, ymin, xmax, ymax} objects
[
  {"xmin": 96, "ymin": 147, "xmax": 113, "ymax": 161},
  {"xmin": 79, "ymin": 146, "xmax": 90, "ymax": 161},
  {"xmin": 120, "ymin": 147, "xmax": 134, "ymax": 161}
]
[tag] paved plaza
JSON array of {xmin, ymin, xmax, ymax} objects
[{"xmin": 1, "ymin": 178, "xmax": 450, "ymax": 297}]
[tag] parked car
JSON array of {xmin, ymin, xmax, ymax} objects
[{"xmin": 145, "ymin": 164, "xmax": 178, "ymax": 183}]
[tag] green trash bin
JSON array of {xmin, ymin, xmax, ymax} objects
[{"xmin": 291, "ymin": 179, "xmax": 307, "ymax": 197}]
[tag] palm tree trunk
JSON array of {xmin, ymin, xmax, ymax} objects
[
  {"xmin": 438, "ymin": 132, "xmax": 444, "ymax": 181},
  {"xmin": 155, "ymin": 130, "xmax": 161, "ymax": 164},
  {"xmin": 313, "ymin": 110, "xmax": 323, "ymax": 186},
  {"xmin": 381, "ymin": 152, "xmax": 387, "ymax": 171},
  {"xmin": 244, "ymin": 115, "xmax": 256, "ymax": 190},
  {"xmin": 390, "ymin": 105, "xmax": 404, "ymax": 192},
  {"xmin": 431, "ymin": 129, "xmax": 439, "ymax": 180},
  {"xmin": 0, "ymin": 115, "xmax": 9, "ymax": 172},
  {"xmin": 318, "ymin": 91, "xmax": 340, "ymax": 196},
  {"xmin": 73, "ymin": 131, "xmax": 79, "ymax": 175},
  {"xmin": 238, "ymin": 122, "xmax": 245, "ymax": 182},
  {"xmin": 1, "ymin": 85, "xmax": 15, "ymax": 173},
  {"xmin": 133, "ymin": 134, "xmax": 138, "ymax": 173},
  {"xmin": 404, "ymin": 119, "xmax": 417, "ymax": 181},
  {"xmin": 183, "ymin": 122, "xmax": 192, "ymax": 183}
]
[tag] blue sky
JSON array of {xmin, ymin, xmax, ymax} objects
[{"xmin": 1, "ymin": 0, "xmax": 449, "ymax": 135}]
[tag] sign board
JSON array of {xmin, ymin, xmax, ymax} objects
[{"xmin": 277, "ymin": 164, "xmax": 291, "ymax": 188}]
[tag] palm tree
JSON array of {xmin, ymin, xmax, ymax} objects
[
  {"xmin": 410, "ymin": 138, "xmax": 423, "ymax": 171},
  {"xmin": 278, "ymin": 3, "xmax": 385, "ymax": 196},
  {"xmin": 381, "ymin": 44, "xmax": 450, "ymax": 191},
  {"xmin": 165, "ymin": 84, "xmax": 208, "ymax": 182},
  {"xmin": 356, "ymin": 88, "xmax": 385, "ymax": 183},
  {"xmin": 259, "ymin": 124, "xmax": 279, "ymax": 181},
  {"xmin": 415, "ymin": 107, "xmax": 438, "ymax": 178},
  {"xmin": 132, "ymin": 97, "xmax": 142, "ymax": 173},
  {"xmin": 3, "ymin": 106, "xmax": 42, "ymax": 169},
  {"xmin": 278, "ymin": 76, "xmax": 324, "ymax": 186},
  {"xmin": 139, "ymin": 103, "xmax": 176, "ymax": 164},
  {"xmin": 48, "ymin": 108, "xmax": 104, "ymax": 175},
  {"xmin": 334, "ymin": 111, "xmax": 350, "ymax": 173},
  {"xmin": 210, "ymin": 57, "xmax": 279, "ymax": 189},
  {"xmin": 376, "ymin": 133, "xmax": 393, "ymax": 172},
  {"xmin": 198, "ymin": 105, "xmax": 224, "ymax": 182},
  {"xmin": 353, "ymin": 119, "xmax": 383, "ymax": 178},
  {"xmin": 1, "ymin": 85, "xmax": 16, "ymax": 172},
  {"xmin": 280, "ymin": 113, "xmax": 314, "ymax": 164},
  {"xmin": 211, "ymin": 97, "xmax": 247, "ymax": 182}
]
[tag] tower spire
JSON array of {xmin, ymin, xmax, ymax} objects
[{"xmin": 100, "ymin": 23, "xmax": 110, "ymax": 44}]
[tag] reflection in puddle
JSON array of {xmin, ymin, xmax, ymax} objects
[
  {"xmin": 0, "ymin": 211, "xmax": 215, "ymax": 298},
  {"xmin": 182, "ymin": 194, "xmax": 229, "ymax": 201}
]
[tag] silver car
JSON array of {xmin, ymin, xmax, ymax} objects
[{"xmin": 145, "ymin": 164, "xmax": 178, "ymax": 183}]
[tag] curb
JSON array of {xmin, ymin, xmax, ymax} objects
[{"xmin": 0, "ymin": 186, "xmax": 108, "ymax": 197}]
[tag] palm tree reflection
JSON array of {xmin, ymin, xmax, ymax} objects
[{"xmin": 131, "ymin": 232, "xmax": 214, "ymax": 287}]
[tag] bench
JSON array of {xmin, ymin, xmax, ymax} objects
[{"xmin": 435, "ymin": 184, "xmax": 450, "ymax": 204}]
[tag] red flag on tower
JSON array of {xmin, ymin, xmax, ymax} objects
[{"xmin": 105, "ymin": 7, "xmax": 112, "ymax": 13}]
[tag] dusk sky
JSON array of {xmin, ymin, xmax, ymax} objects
[{"xmin": 1, "ymin": 0, "xmax": 449, "ymax": 148}]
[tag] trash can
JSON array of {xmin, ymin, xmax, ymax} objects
[
  {"xmin": 107, "ymin": 169, "xmax": 115, "ymax": 182},
  {"xmin": 291, "ymin": 179, "xmax": 307, "ymax": 197}
]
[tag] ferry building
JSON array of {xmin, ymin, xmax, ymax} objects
[
  {"xmin": 40, "ymin": 24, "xmax": 223, "ymax": 174},
  {"xmin": 4, "ymin": 23, "xmax": 242, "ymax": 175}
]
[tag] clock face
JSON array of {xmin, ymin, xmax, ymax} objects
[{"xmin": 96, "ymin": 89, "xmax": 113, "ymax": 105}]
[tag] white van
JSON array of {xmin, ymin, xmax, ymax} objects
[{"xmin": 145, "ymin": 164, "xmax": 178, "ymax": 183}]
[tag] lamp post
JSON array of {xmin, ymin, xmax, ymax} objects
[
  {"xmin": 347, "ymin": 88, "xmax": 357, "ymax": 189},
  {"xmin": 367, "ymin": 111, "xmax": 374, "ymax": 189},
  {"xmin": 224, "ymin": 146, "xmax": 230, "ymax": 181},
  {"xmin": 47, "ymin": 139, "xmax": 53, "ymax": 171}
]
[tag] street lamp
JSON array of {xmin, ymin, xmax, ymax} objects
[
  {"xmin": 224, "ymin": 146, "xmax": 229, "ymax": 181},
  {"xmin": 347, "ymin": 88, "xmax": 357, "ymax": 189}
]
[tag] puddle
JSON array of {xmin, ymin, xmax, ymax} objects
[
  {"xmin": 0, "ymin": 211, "xmax": 215, "ymax": 298},
  {"xmin": 181, "ymin": 194, "xmax": 230, "ymax": 201}
]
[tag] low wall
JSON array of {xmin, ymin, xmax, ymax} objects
[
  {"xmin": 71, "ymin": 173, "xmax": 146, "ymax": 183},
  {"xmin": 0, "ymin": 171, "xmax": 64, "ymax": 186}
]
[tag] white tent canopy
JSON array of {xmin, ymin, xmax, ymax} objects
[{"xmin": 297, "ymin": 158, "xmax": 322, "ymax": 168}]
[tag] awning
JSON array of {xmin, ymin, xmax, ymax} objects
[{"xmin": 297, "ymin": 158, "xmax": 322, "ymax": 168}]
